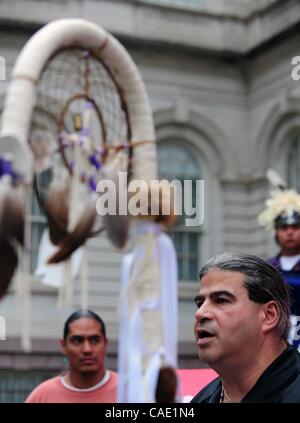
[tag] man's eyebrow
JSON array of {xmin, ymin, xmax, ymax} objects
[
  {"xmin": 210, "ymin": 291, "xmax": 236, "ymax": 300},
  {"xmin": 194, "ymin": 290, "xmax": 236, "ymax": 303},
  {"xmin": 69, "ymin": 334, "xmax": 102, "ymax": 339}
]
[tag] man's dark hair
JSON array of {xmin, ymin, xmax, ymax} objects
[
  {"xmin": 199, "ymin": 252, "xmax": 291, "ymax": 340},
  {"xmin": 63, "ymin": 309, "xmax": 106, "ymax": 340}
]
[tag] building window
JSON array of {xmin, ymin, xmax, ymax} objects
[
  {"xmin": 286, "ymin": 132, "xmax": 300, "ymax": 191},
  {"xmin": 0, "ymin": 370, "xmax": 57, "ymax": 403},
  {"xmin": 158, "ymin": 141, "xmax": 201, "ymax": 281}
]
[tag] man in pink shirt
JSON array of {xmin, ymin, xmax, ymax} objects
[{"xmin": 26, "ymin": 310, "xmax": 118, "ymax": 403}]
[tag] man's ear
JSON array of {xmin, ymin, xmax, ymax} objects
[{"xmin": 261, "ymin": 301, "xmax": 280, "ymax": 334}]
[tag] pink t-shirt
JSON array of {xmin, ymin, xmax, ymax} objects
[{"xmin": 25, "ymin": 370, "xmax": 118, "ymax": 403}]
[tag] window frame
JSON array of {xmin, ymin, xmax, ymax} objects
[{"xmin": 157, "ymin": 139, "xmax": 202, "ymax": 283}]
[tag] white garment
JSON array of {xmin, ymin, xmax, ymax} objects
[
  {"xmin": 280, "ymin": 254, "xmax": 300, "ymax": 271},
  {"xmin": 117, "ymin": 221, "xmax": 178, "ymax": 403}
]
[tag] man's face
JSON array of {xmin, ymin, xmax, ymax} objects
[
  {"xmin": 276, "ymin": 224, "xmax": 300, "ymax": 255},
  {"xmin": 60, "ymin": 317, "xmax": 107, "ymax": 375},
  {"xmin": 194, "ymin": 269, "xmax": 264, "ymax": 369}
]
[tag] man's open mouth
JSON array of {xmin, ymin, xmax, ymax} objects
[
  {"xmin": 197, "ymin": 329, "xmax": 216, "ymax": 344},
  {"xmin": 198, "ymin": 330, "xmax": 214, "ymax": 339}
]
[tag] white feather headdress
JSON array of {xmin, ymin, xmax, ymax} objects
[{"xmin": 258, "ymin": 169, "xmax": 300, "ymax": 231}]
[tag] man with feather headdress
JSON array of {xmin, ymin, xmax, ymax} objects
[{"xmin": 258, "ymin": 170, "xmax": 300, "ymax": 351}]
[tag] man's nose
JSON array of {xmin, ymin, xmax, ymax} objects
[
  {"xmin": 195, "ymin": 300, "xmax": 214, "ymax": 321},
  {"xmin": 82, "ymin": 340, "xmax": 92, "ymax": 353}
]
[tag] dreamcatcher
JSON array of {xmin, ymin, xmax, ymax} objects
[
  {"xmin": 29, "ymin": 46, "xmax": 132, "ymax": 304},
  {"xmin": 0, "ymin": 19, "xmax": 177, "ymax": 402}
]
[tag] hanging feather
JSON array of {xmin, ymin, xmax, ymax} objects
[
  {"xmin": 102, "ymin": 171, "xmax": 129, "ymax": 249},
  {"xmin": 0, "ymin": 177, "xmax": 11, "ymax": 238},
  {"xmin": 0, "ymin": 175, "xmax": 25, "ymax": 245},
  {"xmin": 101, "ymin": 152, "xmax": 129, "ymax": 249},
  {"xmin": 47, "ymin": 195, "xmax": 96, "ymax": 264},
  {"xmin": 0, "ymin": 178, "xmax": 19, "ymax": 298},
  {"xmin": 155, "ymin": 366, "xmax": 178, "ymax": 403},
  {"xmin": 42, "ymin": 184, "xmax": 69, "ymax": 245},
  {"xmin": 266, "ymin": 168, "xmax": 287, "ymax": 191},
  {"xmin": 103, "ymin": 212, "xmax": 129, "ymax": 249},
  {"xmin": 6, "ymin": 185, "xmax": 26, "ymax": 245},
  {"xmin": 0, "ymin": 238, "xmax": 18, "ymax": 299},
  {"xmin": 0, "ymin": 150, "xmax": 27, "ymax": 313}
]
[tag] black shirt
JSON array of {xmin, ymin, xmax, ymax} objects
[{"xmin": 191, "ymin": 345, "xmax": 300, "ymax": 403}]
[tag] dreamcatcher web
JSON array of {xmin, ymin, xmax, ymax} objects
[{"xmin": 29, "ymin": 47, "xmax": 131, "ymax": 184}]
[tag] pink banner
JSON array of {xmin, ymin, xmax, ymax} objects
[{"xmin": 177, "ymin": 368, "xmax": 218, "ymax": 402}]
